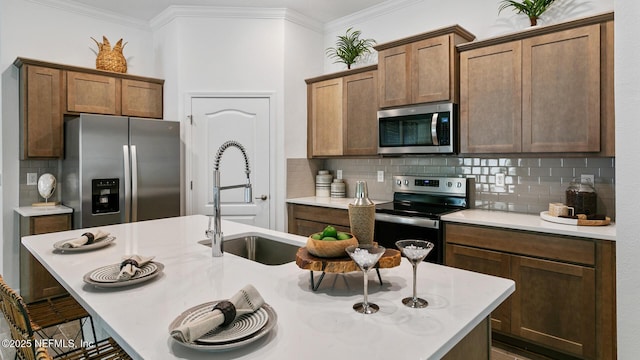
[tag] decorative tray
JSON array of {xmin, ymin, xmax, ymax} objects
[{"xmin": 295, "ymin": 247, "xmax": 401, "ymax": 273}]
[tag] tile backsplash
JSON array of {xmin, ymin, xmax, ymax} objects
[
  {"xmin": 288, "ymin": 156, "xmax": 616, "ymax": 220},
  {"xmin": 19, "ymin": 159, "xmax": 60, "ymax": 206}
]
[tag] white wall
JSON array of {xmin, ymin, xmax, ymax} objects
[{"xmin": 614, "ymin": 1, "xmax": 640, "ymax": 358}]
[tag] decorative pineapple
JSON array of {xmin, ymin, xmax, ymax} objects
[{"xmin": 91, "ymin": 36, "xmax": 127, "ymax": 73}]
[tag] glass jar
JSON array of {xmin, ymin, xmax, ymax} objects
[{"xmin": 565, "ymin": 178, "xmax": 597, "ymax": 215}]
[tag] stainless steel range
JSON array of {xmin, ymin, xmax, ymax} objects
[{"xmin": 374, "ymin": 175, "xmax": 474, "ymax": 264}]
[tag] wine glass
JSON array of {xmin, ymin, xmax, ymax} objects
[
  {"xmin": 395, "ymin": 240, "xmax": 434, "ymax": 308},
  {"xmin": 345, "ymin": 244, "xmax": 386, "ymax": 314}
]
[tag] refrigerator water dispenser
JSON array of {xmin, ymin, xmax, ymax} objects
[{"xmin": 92, "ymin": 179, "xmax": 119, "ymax": 214}]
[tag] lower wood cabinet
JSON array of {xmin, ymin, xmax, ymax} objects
[
  {"xmin": 20, "ymin": 214, "xmax": 71, "ymax": 303},
  {"xmin": 287, "ymin": 204, "xmax": 350, "ymax": 236},
  {"xmin": 445, "ymin": 223, "xmax": 615, "ymax": 360}
]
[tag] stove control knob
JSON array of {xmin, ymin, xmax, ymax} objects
[
  {"xmin": 447, "ymin": 181, "xmax": 453, "ymax": 187},
  {"xmin": 396, "ymin": 179, "xmax": 402, "ymax": 186},
  {"xmin": 457, "ymin": 182, "xmax": 462, "ymax": 188},
  {"xmin": 404, "ymin": 180, "xmax": 409, "ymax": 185}
]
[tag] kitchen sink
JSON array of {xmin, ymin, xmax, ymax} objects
[{"xmin": 198, "ymin": 234, "xmax": 300, "ymax": 265}]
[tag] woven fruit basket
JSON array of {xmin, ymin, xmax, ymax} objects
[{"xmin": 92, "ymin": 36, "xmax": 127, "ymax": 73}]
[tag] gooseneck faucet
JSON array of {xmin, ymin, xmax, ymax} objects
[{"xmin": 206, "ymin": 140, "xmax": 252, "ymax": 257}]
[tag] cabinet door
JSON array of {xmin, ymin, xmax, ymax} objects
[
  {"xmin": 308, "ymin": 78, "xmax": 343, "ymax": 157},
  {"xmin": 511, "ymin": 255, "xmax": 596, "ymax": 359},
  {"xmin": 343, "ymin": 71, "xmax": 378, "ymax": 155},
  {"xmin": 446, "ymin": 244, "xmax": 512, "ymax": 333},
  {"xmin": 411, "ymin": 35, "xmax": 451, "ymax": 104},
  {"xmin": 122, "ymin": 79, "xmax": 163, "ymax": 118},
  {"xmin": 460, "ymin": 41, "xmax": 522, "ymax": 153},
  {"xmin": 67, "ymin": 71, "xmax": 119, "ymax": 114},
  {"xmin": 20, "ymin": 214, "xmax": 71, "ymax": 303},
  {"xmin": 378, "ymin": 45, "xmax": 411, "ymax": 107},
  {"xmin": 522, "ymin": 25, "xmax": 601, "ymax": 152},
  {"xmin": 23, "ymin": 65, "xmax": 63, "ymax": 158}
]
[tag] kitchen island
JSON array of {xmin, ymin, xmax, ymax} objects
[{"xmin": 22, "ymin": 215, "xmax": 514, "ymax": 359}]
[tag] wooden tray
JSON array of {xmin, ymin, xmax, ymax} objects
[{"xmin": 295, "ymin": 247, "xmax": 401, "ymax": 273}]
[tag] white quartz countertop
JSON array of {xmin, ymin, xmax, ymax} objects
[
  {"xmin": 286, "ymin": 196, "xmax": 390, "ymax": 210},
  {"xmin": 15, "ymin": 205, "xmax": 73, "ymax": 217},
  {"xmin": 442, "ymin": 209, "xmax": 616, "ymax": 241},
  {"xmin": 22, "ymin": 215, "xmax": 513, "ymax": 360}
]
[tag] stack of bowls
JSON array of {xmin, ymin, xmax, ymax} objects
[{"xmin": 315, "ymin": 170, "xmax": 332, "ymax": 197}]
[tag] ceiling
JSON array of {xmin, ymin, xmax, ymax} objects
[{"xmin": 66, "ymin": 0, "xmax": 389, "ymax": 23}]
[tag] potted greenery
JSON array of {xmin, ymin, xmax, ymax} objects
[
  {"xmin": 325, "ymin": 27, "xmax": 376, "ymax": 69},
  {"xmin": 498, "ymin": 0, "xmax": 557, "ymax": 26}
]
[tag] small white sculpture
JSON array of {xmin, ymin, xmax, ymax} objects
[{"xmin": 37, "ymin": 173, "xmax": 56, "ymax": 202}]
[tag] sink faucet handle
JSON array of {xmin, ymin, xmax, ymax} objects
[{"xmin": 245, "ymin": 183, "xmax": 252, "ymax": 203}]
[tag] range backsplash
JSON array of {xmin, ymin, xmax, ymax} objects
[{"xmin": 288, "ymin": 156, "xmax": 616, "ymax": 220}]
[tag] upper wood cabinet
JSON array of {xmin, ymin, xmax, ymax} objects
[
  {"xmin": 308, "ymin": 77, "xmax": 343, "ymax": 157},
  {"xmin": 375, "ymin": 26, "xmax": 475, "ymax": 108},
  {"xmin": 458, "ymin": 13, "xmax": 614, "ymax": 155},
  {"xmin": 306, "ymin": 65, "xmax": 378, "ymax": 158},
  {"xmin": 19, "ymin": 65, "xmax": 64, "ymax": 158},
  {"xmin": 67, "ymin": 71, "xmax": 119, "ymax": 115},
  {"xmin": 14, "ymin": 58, "xmax": 165, "ymax": 158},
  {"xmin": 122, "ymin": 79, "xmax": 163, "ymax": 118},
  {"xmin": 459, "ymin": 42, "xmax": 522, "ymax": 153},
  {"xmin": 343, "ymin": 70, "xmax": 378, "ymax": 155}
]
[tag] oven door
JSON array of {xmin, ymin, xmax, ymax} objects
[{"xmin": 374, "ymin": 214, "xmax": 443, "ymax": 264}]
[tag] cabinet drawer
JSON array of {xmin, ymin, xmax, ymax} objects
[
  {"xmin": 289, "ymin": 204, "xmax": 350, "ymax": 227},
  {"xmin": 67, "ymin": 71, "xmax": 119, "ymax": 114},
  {"xmin": 445, "ymin": 223, "xmax": 595, "ymax": 266},
  {"xmin": 287, "ymin": 204, "xmax": 351, "ymax": 236},
  {"xmin": 30, "ymin": 214, "xmax": 71, "ymax": 234}
]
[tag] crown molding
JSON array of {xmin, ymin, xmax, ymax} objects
[
  {"xmin": 324, "ymin": 0, "xmax": 422, "ymax": 33},
  {"xmin": 150, "ymin": 6, "xmax": 323, "ymax": 33},
  {"xmin": 25, "ymin": 0, "xmax": 150, "ymax": 30}
]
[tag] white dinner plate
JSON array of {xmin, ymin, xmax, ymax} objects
[
  {"xmin": 540, "ymin": 211, "xmax": 578, "ymax": 225},
  {"xmin": 82, "ymin": 262, "xmax": 164, "ymax": 288},
  {"xmin": 168, "ymin": 302, "xmax": 277, "ymax": 352},
  {"xmin": 53, "ymin": 236, "xmax": 116, "ymax": 252}
]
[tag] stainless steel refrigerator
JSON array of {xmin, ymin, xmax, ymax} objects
[{"xmin": 61, "ymin": 114, "xmax": 180, "ymax": 228}]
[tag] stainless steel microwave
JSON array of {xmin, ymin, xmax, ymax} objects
[{"xmin": 378, "ymin": 103, "xmax": 456, "ymax": 155}]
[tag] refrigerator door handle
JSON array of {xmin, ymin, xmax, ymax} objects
[
  {"xmin": 131, "ymin": 145, "xmax": 138, "ymax": 222},
  {"xmin": 123, "ymin": 145, "xmax": 131, "ymax": 223}
]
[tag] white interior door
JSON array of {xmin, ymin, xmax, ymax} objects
[{"xmin": 190, "ymin": 96, "xmax": 270, "ymax": 228}]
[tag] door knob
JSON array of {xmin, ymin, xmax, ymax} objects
[{"xmin": 255, "ymin": 195, "xmax": 268, "ymax": 200}]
